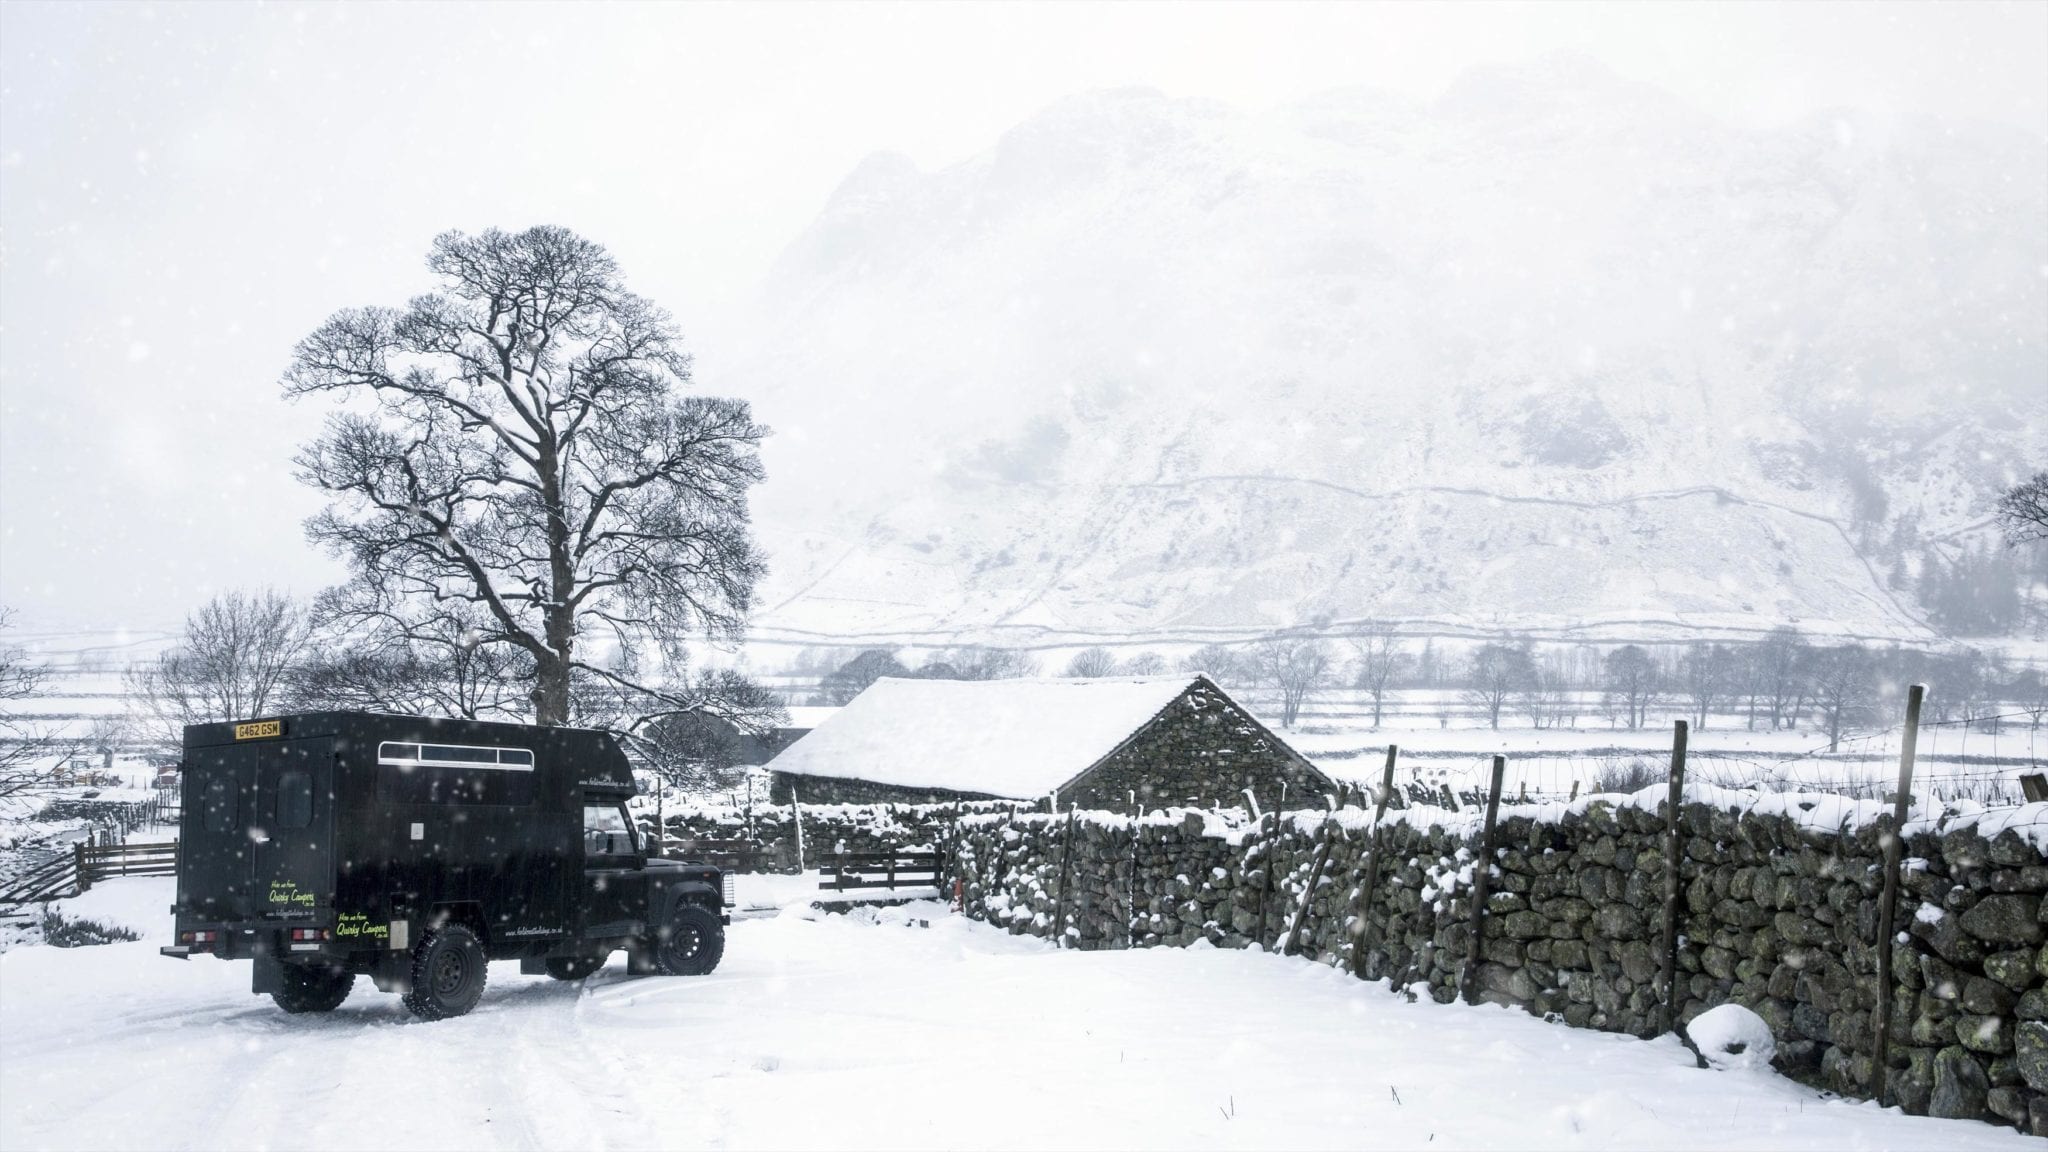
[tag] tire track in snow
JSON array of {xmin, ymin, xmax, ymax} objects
[{"xmin": 491, "ymin": 975, "xmax": 680, "ymax": 1151}]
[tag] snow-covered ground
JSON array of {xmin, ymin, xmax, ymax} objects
[{"xmin": 0, "ymin": 877, "xmax": 2029, "ymax": 1151}]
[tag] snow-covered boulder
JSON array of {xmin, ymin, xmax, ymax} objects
[{"xmin": 1688, "ymin": 1004, "xmax": 1776, "ymax": 1072}]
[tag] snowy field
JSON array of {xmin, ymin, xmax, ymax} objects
[{"xmin": 0, "ymin": 878, "xmax": 2031, "ymax": 1152}]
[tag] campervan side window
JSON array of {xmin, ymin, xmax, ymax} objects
[{"xmin": 374, "ymin": 741, "xmax": 537, "ymax": 806}]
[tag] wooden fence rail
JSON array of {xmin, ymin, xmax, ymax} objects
[
  {"xmin": 0, "ymin": 840, "xmax": 179, "ymax": 906},
  {"xmin": 653, "ymin": 838, "xmax": 771, "ymax": 875},
  {"xmin": 817, "ymin": 850, "xmax": 943, "ymax": 892}
]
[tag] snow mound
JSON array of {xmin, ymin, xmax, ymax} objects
[{"xmin": 1688, "ymin": 1003, "xmax": 1776, "ymax": 1072}]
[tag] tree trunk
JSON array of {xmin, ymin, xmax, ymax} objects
[{"xmin": 532, "ymin": 652, "xmax": 571, "ymax": 727}]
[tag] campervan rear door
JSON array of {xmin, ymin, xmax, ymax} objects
[
  {"xmin": 180, "ymin": 737, "xmax": 337, "ymax": 920},
  {"xmin": 180, "ymin": 742, "xmax": 259, "ymax": 920},
  {"xmin": 250, "ymin": 738, "xmax": 335, "ymax": 916}
]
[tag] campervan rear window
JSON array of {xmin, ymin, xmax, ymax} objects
[
  {"xmin": 374, "ymin": 741, "xmax": 536, "ymax": 806},
  {"xmin": 276, "ymin": 771, "xmax": 313, "ymax": 829},
  {"xmin": 202, "ymin": 778, "xmax": 237, "ymax": 832}
]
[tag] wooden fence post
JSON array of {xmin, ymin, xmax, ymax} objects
[
  {"xmin": 1254, "ymin": 809, "xmax": 1281, "ymax": 949},
  {"xmin": 791, "ymin": 783, "xmax": 805, "ymax": 873},
  {"xmin": 1053, "ymin": 807, "xmax": 1078, "ymax": 948},
  {"xmin": 1352, "ymin": 745, "xmax": 1399, "ymax": 980},
  {"xmin": 1459, "ymin": 755, "xmax": 1506, "ymax": 1005},
  {"xmin": 1657, "ymin": 719, "xmax": 1689, "ymax": 1036},
  {"xmin": 1283, "ymin": 801, "xmax": 1340, "ymax": 958},
  {"xmin": 73, "ymin": 841, "xmax": 90, "ymax": 894},
  {"xmin": 1873, "ymin": 683, "xmax": 1924, "ymax": 1107},
  {"xmin": 1130, "ymin": 791, "xmax": 1148, "ymax": 948}
]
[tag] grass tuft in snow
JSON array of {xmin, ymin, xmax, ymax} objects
[{"xmin": 36, "ymin": 908, "xmax": 140, "ymax": 948}]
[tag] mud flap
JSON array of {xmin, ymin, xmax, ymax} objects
[
  {"xmin": 252, "ymin": 954, "xmax": 285, "ymax": 995},
  {"xmin": 370, "ymin": 949, "xmax": 413, "ymax": 994}
]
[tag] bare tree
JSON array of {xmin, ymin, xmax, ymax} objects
[
  {"xmin": 1249, "ymin": 636, "xmax": 1332, "ymax": 728},
  {"xmin": 925, "ymin": 639, "xmax": 1040, "ymax": 676},
  {"xmin": 85, "ymin": 712, "xmax": 129, "ymax": 770},
  {"xmin": 1120, "ymin": 650, "xmax": 1166, "ymax": 675},
  {"xmin": 818, "ymin": 650, "xmax": 907, "ymax": 704},
  {"xmin": 1752, "ymin": 626, "xmax": 1809, "ymax": 730},
  {"xmin": 1463, "ymin": 642, "xmax": 1533, "ymax": 731},
  {"xmin": 1349, "ymin": 622, "xmax": 1407, "ymax": 728},
  {"xmin": 1996, "ymin": 471, "xmax": 2048, "ymax": 544},
  {"xmin": 1602, "ymin": 645, "xmax": 1660, "ymax": 729},
  {"xmin": 632, "ymin": 711, "xmax": 752, "ymax": 811},
  {"xmin": 290, "ymin": 609, "xmax": 534, "ymax": 720},
  {"xmin": 577, "ymin": 661, "xmax": 785, "ymax": 851},
  {"xmin": 0, "ymin": 608, "xmax": 72, "ymax": 798},
  {"xmin": 1183, "ymin": 643, "xmax": 1251, "ymax": 687},
  {"xmin": 1518, "ymin": 666, "xmax": 1573, "ymax": 730},
  {"xmin": 2017, "ymin": 666, "xmax": 2048, "ymax": 729},
  {"xmin": 284, "ymin": 226, "xmax": 767, "ymax": 726},
  {"xmin": 1804, "ymin": 644, "xmax": 1874, "ymax": 752},
  {"xmin": 127, "ymin": 590, "xmax": 314, "ymax": 753},
  {"xmin": 1678, "ymin": 641, "xmax": 1734, "ymax": 729},
  {"xmin": 1064, "ymin": 647, "xmax": 1119, "ymax": 678}
]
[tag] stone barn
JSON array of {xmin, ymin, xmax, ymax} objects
[{"xmin": 765, "ymin": 675, "xmax": 1334, "ymax": 811}]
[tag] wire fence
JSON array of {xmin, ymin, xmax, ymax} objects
[{"xmin": 1367, "ymin": 697, "xmax": 2045, "ymax": 825}]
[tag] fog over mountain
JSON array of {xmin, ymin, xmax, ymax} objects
[{"xmin": 730, "ymin": 54, "xmax": 2047, "ymax": 650}]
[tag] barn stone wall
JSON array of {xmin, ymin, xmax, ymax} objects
[
  {"xmin": 1063, "ymin": 682, "xmax": 1335, "ymax": 812},
  {"xmin": 952, "ymin": 796, "xmax": 2048, "ymax": 1133}
]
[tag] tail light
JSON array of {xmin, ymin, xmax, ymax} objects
[
  {"xmin": 179, "ymin": 930, "xmax": 219, "ymax": 947},
  {"xmin": 721, "ymin": 872, "xmax": 736, "ymax": 907},
  {"xmin": 289, "ymin": 928, "xmax": 327, "ymax": 941}
]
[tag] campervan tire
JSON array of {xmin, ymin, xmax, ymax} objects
[
  {"xmin": 402, "ymin": 925, "xmax": 487, "ymax": 1020},
  {"xmin": 653, "ymin": 903, "xmax": 724, "ymax": 976}
]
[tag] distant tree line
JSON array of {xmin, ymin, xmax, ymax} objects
[
  {"xmin": 804, "ymin": 647, "xmax": 1044, "ymax": 705},
  {"xmin": 803, "ymin": 621, "xmax": 2043, "ymax": 740},
  {"xmin": 112, "ymin": 587, "xmax": 781, "ymax": 794}
]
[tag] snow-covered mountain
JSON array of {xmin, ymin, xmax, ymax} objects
[{"xmin": 728, "ymin": 55, "xmax": 2047, "ymax": 649}]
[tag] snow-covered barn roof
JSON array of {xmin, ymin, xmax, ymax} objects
[{"xmin": 766, "ymin": 675, "xmax": 1211, "ymax": 799}]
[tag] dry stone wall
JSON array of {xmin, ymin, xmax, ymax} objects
[
  {"xmin": 643, "ymin": 802, "xmax": 999, "ymax": 873},
  {"xmin": 952, "ymin": 794, "xmax": 2048, "ymax": 1133}
]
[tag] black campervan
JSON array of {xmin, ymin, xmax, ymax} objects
[{"xmin": 161, "ymin": 712, "xmax": 729, "ymax": 1019}]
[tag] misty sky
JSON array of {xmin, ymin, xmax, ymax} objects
[{"xmin": 2, "ymin": 0, "xmax": 2043, "ymax": 646}]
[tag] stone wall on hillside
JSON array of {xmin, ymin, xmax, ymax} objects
[{"xmin": 951, "ymin": 796, "xmax": 2048, "ymax": 1133}]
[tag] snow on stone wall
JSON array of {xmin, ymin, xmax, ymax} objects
[
  {"xmin": 953, "ymin": 796, "xmax": 2048, "ymax": 1133},
  {"xmin": 646, "ymin": 801, "xmax": 1005, "ymax": 873}
]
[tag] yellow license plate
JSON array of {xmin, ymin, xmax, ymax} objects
[{"xmin": 234, "ymin": 720, "xmax": 284, "ymax": 740}]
